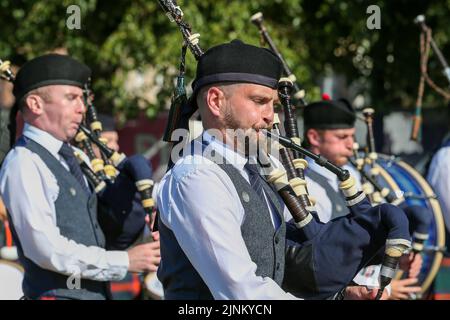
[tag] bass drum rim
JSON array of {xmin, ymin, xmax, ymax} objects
[
  {"xmin": 0, "ymin": 259, "xmax": 24, "ymax": 272},
  {"xmin": 374, "ymin": 154, "xmax": 445, "ymax": 294}
]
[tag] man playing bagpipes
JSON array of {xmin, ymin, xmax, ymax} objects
[
  {"xmin": 302, "ymin": 97, "xmax": 427, "ymax": 299},
  {"xmin": 156, "ymin": 39, "xmax": 411, "ymax": 300},
  {"xmin": 0, "ymin": 54, "xmax": 158, "ymax": 300}
]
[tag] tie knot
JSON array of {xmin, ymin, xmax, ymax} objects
[{"xmin": 58, "ymin": 143, "xmax": 75, "ymax": 159}]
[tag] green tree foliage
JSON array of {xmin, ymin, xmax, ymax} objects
[{"xmin": 0, "ymin": 0, "xmax": 449, "ymax": 122}]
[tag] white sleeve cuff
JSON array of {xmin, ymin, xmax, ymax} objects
[{"xmin": 106, "ymin": 250, "xmax": 129, "ymax": 281}]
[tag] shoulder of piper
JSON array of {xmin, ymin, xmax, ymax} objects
[
  {"xmin": 163, "ymin": 139, "xmax": 224, "ymax": 184},
  {"xmin": 156, "ymin": 144, "xmax": 238, "ymax": 212},
  {"xmin": 0, "ymin": 144, "xmax": 46, "ymax": 195},
  {"xmin": 1, "ymin": 143, "xmax": 39, "ymax": 175}
]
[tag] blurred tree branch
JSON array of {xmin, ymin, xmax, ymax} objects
[{"xmin": 0, "ymin": 0, "xmax": 448, "ymax": 122}]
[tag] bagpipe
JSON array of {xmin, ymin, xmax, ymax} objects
[
  {"xmin": 262, "ymin": 78, "xmax": 411, "ymax": 299},
  {"xmin": 250, "ymin": 14, "xmax": 445, "ymax": 296},
  {"xmin": 0, "ymin": 59, "xmax": 15, "ymax": 82},
  {"xmin": 159, "ymin": 0, "xmax": 204, "ymax": 166},
  {"xmin": 0, "ymin": 58, "xmax": 19, "ymax": 149},
  {"xmin": 248, "ymin": 14, "xmax": 414, "ymax": 299},
  {"xmin": 250, "ymin": 12, "xmax": 306, "ymax": 108},
  {"xmin": 72, "ymin": 85, "xmax": 156, "ymax": 250},
  {"xmin": 350, "ymin": 106, "xmax": 446, "ymax": 297},
  {"xmin": 75, "ymin": 88, "xmax": 163, "ymax": 300},
  {"xmin": 411, "ymin": 15, "xmax": 450, "ymax": 142}
]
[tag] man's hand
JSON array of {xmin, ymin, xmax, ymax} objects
[
  {"xmin": 127, "ymin": 234, "xmax": 161, "ymax": 273},
  {"xmin": 344, "ymin": 286, "xmax": 389, "ymax": 300},
  {"xmin": 399, "ymin": 253, "xmax": 423, "ymax": 279},
  {"xmin": 151, "ymin": 231, "xmax": 160, "ymax": 241},
  {"xmin": 146, "ymin": 213, "xmax": 158, "ymax": 233},
  {"xmin": 388, "ymin": 278, "xmax": 422, "ymax": 300}
]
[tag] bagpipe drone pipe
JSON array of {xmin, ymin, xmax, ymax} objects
[{"xmin": 74, "ymin": 122, "xmax": 156, "ymax": 250}]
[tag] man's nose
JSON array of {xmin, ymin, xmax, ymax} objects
[
  {"xmin": 77, "ymin": 97, "xmax": 87, "ymax": 113},
  {"xmin": 346, "ymin": 136, "xmax": 355, "ymax": 148},
  {"xmin": 262, "ymin": 105, "xmax": 274, "ymax": 126}
]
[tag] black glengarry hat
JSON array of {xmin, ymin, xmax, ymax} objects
[
  {"xmin": 192, "ymin": 39, "xmax": 282, "ymax": 94},
  {"xmin": 164, "ymin": 39, "xmax": 283, "ymax": 145},
  {"xmin": 304, "ymin": 97, "xmax": 356, "ymax": 130},
  {"xmin": 13, "ymin": 53, "xmax": 91, "ymax": 102},
  {"xmin": 97, "ymin": 113, "xmax": 116, "ymax": 132},
  {"xmin": 187, "ymin": 40, "xmax": 283, "ymax": 114}
]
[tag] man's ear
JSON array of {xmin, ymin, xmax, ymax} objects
[
  {"xmin": 25, "ymin": 94, "xmax": 44, "ymax": 115},
  {"xmin": 205, "ymin": 86, "xmax": 225, "ymax": 117},
  {"xmin": 306, "ymin": 128, "xmax": 322, "ymax": 148}
]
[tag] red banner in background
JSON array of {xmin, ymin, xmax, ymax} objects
[{"xmin": 117, "ymin": 112, "xmax": 169, "ymax": 178}]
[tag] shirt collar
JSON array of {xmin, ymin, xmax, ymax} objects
[
  {"xmin": 23, "ymin": 122, "xmax": 64, "ymax": 158},
  {"xmin": 201, "ymin": 131, "xmax": 247, "ymax": 171}
]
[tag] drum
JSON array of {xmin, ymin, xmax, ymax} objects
[
  {"xmin": 370, "ymin": 154, "xmax": 446, "ymax": 295},
  {"xmin": 0, "ymin": 259, "xmax": 24, "ymax": 300},
  {"xmin": 144, "ymin": 272, "xmax": 164, "ymax": 300}
]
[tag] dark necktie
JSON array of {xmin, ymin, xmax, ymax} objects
[
  {"xmin": 244, "ymin": 162, "xmax": 281, "ymax": 227},
  {"xmin": 58, "ymin": 143, "xmax": 90, "ymax": 194}
]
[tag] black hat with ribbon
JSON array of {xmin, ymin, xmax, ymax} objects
[
  {"xmin": 304, "ymin": 95, "xmax": 356, "ymax": 130},
  {"xmin": 13, "ymin": 53, "xmax": 91, "ymax": 102},
  {"xmin": 172, "ymin": 40, "xmax": 283, "ymax": 133}
]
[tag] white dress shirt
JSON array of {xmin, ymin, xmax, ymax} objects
[
  {"xmin": 427, "ymin": 145, "xmax": 450, "ymax": 233},
  {"xmin": 0, "ymin": 123, "xmax": 128, "ymax": 282},
  {"xmin": 157, "ymin": 132, "xmax": 299, "ymax": 300}
]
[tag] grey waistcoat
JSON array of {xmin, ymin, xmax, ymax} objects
[
  {"xmin": 9, "ymin": 139, "xmax": 109, "ymax": 300},
  {"xmin": 158, "ymin": 161, "xmax": 286, "ymax": 300}
]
